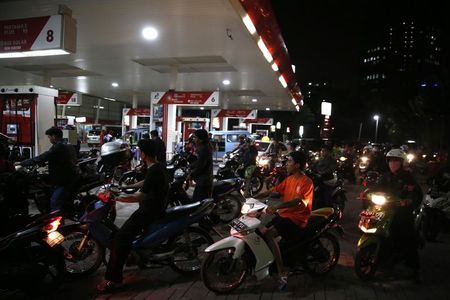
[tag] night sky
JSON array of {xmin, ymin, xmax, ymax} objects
[{"xmin": 271, "ymin": 0, "xmax": 450, "ymax": 93}]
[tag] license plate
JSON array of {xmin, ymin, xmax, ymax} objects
[
  {"xmin": 44, "ymin": 231, "xmax": 65, "ymax": 247},
  {"xmin": 230, "ymin": 219, "xmax": 248, "ymax": 232},
  {"xmin": 360, "ymin": 210, "xmax": 384, "ymax": 220}
]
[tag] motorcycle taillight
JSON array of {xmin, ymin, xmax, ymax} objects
[{"xmin": 43, "ymin": 216, "xmax": 62, "ymax": 233}]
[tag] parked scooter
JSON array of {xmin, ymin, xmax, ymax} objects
[
  {"xmin": 0, "ymin": 212, "xmax": 66, "ymax": 295},
  {"xmin": 201, "ymin": 197, "xmax": 341, "ymax": 293},
  {"xmin": 354, "ymin": 191, "xmax": 424, "ymax": 280},
  {"xmin": 59, "ymin": 184, "xmax": 214, "ymax": 277}
]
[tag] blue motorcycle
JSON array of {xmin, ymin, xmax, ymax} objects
[{"xmin": 59, "ymin": 185, "xmax": 215, "ymax": 277}]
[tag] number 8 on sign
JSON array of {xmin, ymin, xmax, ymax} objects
[{"xmin": 46, "ymin": 30, "xmax": 54, "ymax": 42}]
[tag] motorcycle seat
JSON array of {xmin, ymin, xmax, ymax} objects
[
  {"xmin": 310, "ymin": 207, "xmax": 334, "ymax": 218},
  {"xmin": 154, "ymin": 199, "xmax": 214, "ymax": 224}
]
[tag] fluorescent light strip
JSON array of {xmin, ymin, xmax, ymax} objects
[
  {"xmin": 0, "ymin": 49, "xmax": 70, "ymax": 58},
  {"xmin": 271, "ymin": 62, "xmax": 279, "ymax": 71},
  {"xmin": 243, "ymin": 14, "xmax": 256, "ymax": 35},
  {"xmin": 278, "ymin": 75, "xmax": 287, "ymax": 88},
  {"xmin": 104, "ymin": 97, "xmax": 116, "ymax": 101},
  {"xmin": 257, "ymin": 38, "xmax": 273, "ymax": 63}
]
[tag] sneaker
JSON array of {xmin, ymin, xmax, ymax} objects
[{"xmin": 96, "ymin": 280, "xmax": 123, "ymax": 293}]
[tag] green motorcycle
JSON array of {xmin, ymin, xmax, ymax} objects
[{"xmin": 354, "ymin": 192, "xmax": 423, "ymax": 280}]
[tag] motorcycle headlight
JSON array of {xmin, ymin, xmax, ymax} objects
[
  {"xmin": 241, "ymin": 203, "xmax": 254, "ymax": 214},
  {"xmin": 407, "ymin": 153, "xmax": 415, "ymax": 163},
  {"xmin": 258, "ymin": 158, "xmax": 270, "ymax": 166},
  {"xmin": 361, "ymin": 156, "xmax": 369, "ymax": 163},
  {"xmin": 339, "ymin": 156, "xmax": 347, "ymax": 162},
  {"xmin": 371, "ymin": 194, "xmax": 387, "ymax": 206},
  {"xmin": 174, "ymin": 168, "xmax": 186, "ymax": 179}
]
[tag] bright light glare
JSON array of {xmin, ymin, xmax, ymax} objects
[
  {"xmin": 112, "ymin": 82, "xmax": 119, "ymax": 87},
  {"xmin": 271, "ymin": 62, "xmax": 279, "ymax": 71},
  {"xmin": 222, "ymin": 79, "xmax": 231, "ymax": 85},
  {"xmin": 291, "ymin": 98, "xmax": 297, "ymax": 105},
  {"xmin": 407, "ymin": 153, "xmax": 415, "ymax": 163},
  {"xmin": 200, "ymin": 107, "xmax": 204, "ymax": 110},
  {"xmin": 371, "ymin": 194, "xmax": 387, "ymax": 205},
  {"xmin": 292, "ymin": 64, "xmax": 296, "ymax": 73},
  {"xmin": 266, "ymin": 107, "xmax": 271, "ymax": 111},
  {"xmin": 77, "ymin": 76, "xmax": 87, "ymax": 80},
  {"xmin": 242, "ymin": 14, "xmax": 256, "ymax": 34},
  {"xmin": 373, "ymin": 115, "xmax": 380, "ymax": 120},
  {"xmin": 252, "ymin": 98, "xmax": 258, "ymax": 102},
  {"xmin": 0, "ymin": 49, "xmax": 70, "ymax": 58},
  {"xmin": 257, "ymin": 38, "xmax": 273, "ymax": 63},
  {"xmin": 361, "ymin": 156, "xmax": 369, "ymax": 163},
  {"xmin": 142, "ymin": 27, "xmax": 158, "ymax": 40},
  {"xmin": 278, "ymin": 75, "xmax": 287, "ymax": 88}
]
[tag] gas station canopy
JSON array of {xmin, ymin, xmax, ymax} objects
[{"xmin": 0, "ymin": 0, "xmax": 302, "ymax": 110}]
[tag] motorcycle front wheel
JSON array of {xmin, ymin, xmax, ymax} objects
[
  {"xmin": 213, "ymin": 194, "xmax": 242, "ymax": 223},
  {"xmin": 354, "ymin": 244, "xmax": 378, "ymax": 281},
  {"xmin": 201, "ymin": 248, "xmax": 249, "ymax": 294},
  {"xmin": 169, "ymin": 227, "xmax": 213, "ymax": 275},
  {"xmin": 303, "ymin": 232, "xmax": 340, "ymax": 275},
  {"xmin": 60, "ymin": 227, "xmax": 105, "ymax": 277}
]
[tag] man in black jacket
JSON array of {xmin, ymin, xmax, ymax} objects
[
  {"xmin": 188, "ymin": 129, "xmax": 213, "ymax": 202},
  {"xmin": 20, "ymin": 127, "xmax": 77, "ymax": 212},
  {"xmin": 378, "ymin": 148, "xmax": 423, "ymax": 283},
  {"xmin": 150, "ymin": 130, "xmax": 166, "ymax": 164}
]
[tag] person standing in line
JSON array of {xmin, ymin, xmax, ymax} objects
[
  {"xmin": 188, "ymin": 129, "xmax": 213, "ymax": 202},
  {"xmin": 150, "ymin": 130, "xmax": 166, "ymax": 164}
]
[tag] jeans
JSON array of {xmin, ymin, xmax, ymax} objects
[{"xmin": 50, "ymin": 185, "xmax": 75, "ymax": 212}]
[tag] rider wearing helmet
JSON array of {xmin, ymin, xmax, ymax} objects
[{"xmin": 378, "ymin": 148, "xmax": 423, "ymax": 283}]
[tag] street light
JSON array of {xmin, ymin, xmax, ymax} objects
[{"xmin": 373, "ymin": 115, "xmax": 380, "ymax": 143}]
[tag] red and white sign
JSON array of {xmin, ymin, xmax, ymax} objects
[
  {"xmin": 151, "ymin": 91, "xmax": 219, "ymax": 106},
  {"xmin": 56, "ymin": 91, "xmax": 81, "ymax": 106},
  {"xmin": 125, "ymin": 108, "xmax": 151, "ymax": 116},
  {"xmin": 243, "ymin": 118, "xmax": 273, "ymax": 125},
  {"xmin": 212, "ymin": 109, "xmax": 257, "ymax": 119},
  {"xmin": 0, "ymin": 15, "xmax": 63, "ymax": 53}
]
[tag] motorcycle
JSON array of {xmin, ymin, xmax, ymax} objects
[
  {"xmin": 354, "ymin": 191, "xmax": 424, "ymax": 280},
  {"xmin": 216, "ymin": 154, "xmax": 264, "ymax": 196},
  {"xmin": 169, "ymin": 167, "xmax": 244, "ymax": 223},
  {"xmin": 59, "ymin": 184, "xmax": 214, "ymax": 277},
  {"xmin": 422, "ymin": 180, "xmax": 450, "ymax": 241},
  {"xmin": 336, "ymin": 155, "xmax": 356, "ymax": 183},
  {"xmin": 264, "ymin": 156, "xmax": 288, "ymax": 190},
  {"xmin": 201, "ymin": 197, "xmax": 341, "ymax": 293},
  {"xmin": 0, "ymin": 212, "xmax": 66, "ymax": 295},
  {"xmin": 307, "ymin": 170, "xmax": 347, "ymax": 220}
]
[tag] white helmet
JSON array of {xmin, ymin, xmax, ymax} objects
[{"xmin": 386, "ymin": 148, "xmax": 405, "ymax": 161}]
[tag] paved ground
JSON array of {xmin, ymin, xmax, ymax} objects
[{"xmin": 46, "ymin": 179, "xmax": 450, "ymax": 300}]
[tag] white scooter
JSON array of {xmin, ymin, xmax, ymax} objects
[{"xmin": 201, "ymin": 198, "xmax": 341, "ymax": 293}]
